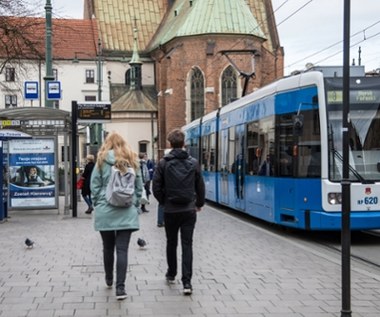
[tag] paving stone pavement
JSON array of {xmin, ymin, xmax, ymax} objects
[{"xmin": 1, "ymin": 196, "xmax": 380, "ymax": 317}]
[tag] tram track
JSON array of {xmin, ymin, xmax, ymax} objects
[
  {"xmin": 210, "ymin": 202, "xmax": 380, "ymax": 270},
  {"xmin": 316, "ymin": 236, "xmax": 380, "ymax": 270}
]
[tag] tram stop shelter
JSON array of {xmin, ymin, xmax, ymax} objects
[{"xmin": 0, "ymin": 107, "xmax": 74, "ymax": 221}]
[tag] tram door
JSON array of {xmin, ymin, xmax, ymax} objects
[{"xmin": 233, "ymin": 125, "xmax": 246, "ymax": 210}]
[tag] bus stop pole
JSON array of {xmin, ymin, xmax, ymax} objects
[
  {"xmin": 71, "ymin": 101, "xmax": 78, "ymax": 217},
  {"xmin": 341, "ymin": 0, "xmax": 352, "ymax": 316}
]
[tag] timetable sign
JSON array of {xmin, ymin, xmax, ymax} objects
[
  {"xmin": 24, "ymin": 81, "xmax": 39, "ymax": 100},
  {"xmin": 77, "ymin": 102, "xmax": 111, "ymax": 122}
]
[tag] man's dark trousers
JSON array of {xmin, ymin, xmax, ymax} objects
[{"xmin": 164, "ymin": 211, "xmax": 197, "ymax": 284}]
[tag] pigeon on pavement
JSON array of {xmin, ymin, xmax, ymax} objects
[
  {"xmin": 25, "ymin": 238, "xmax": 34, "ymax": 248},
  {"xmin": 137, "ymin": 238, "xmax": 147, "ymax": 248}
]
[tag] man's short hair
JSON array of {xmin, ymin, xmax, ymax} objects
[{"xmin": 167, "ymin": 128, "xmax": 185, "ymax": 148}]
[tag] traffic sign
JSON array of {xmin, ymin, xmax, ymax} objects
[
  {"xmin": 24, "ymin": 81, "xmax": 39, "ymax": 100},
  {"xmin": 47, "ymin": 81, "xmax": 61, "ymax": 100}
]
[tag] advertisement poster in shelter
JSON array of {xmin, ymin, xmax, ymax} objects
[{"xmin": 8, "ymin": 138, "xmax": 56, "ymax": 208}]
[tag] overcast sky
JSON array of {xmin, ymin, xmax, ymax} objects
[
  {"xmin": 50, "ymin": 0, "xmax": 83, "ymax": 19},
  {"xmin": 47, "ymin": 0, "xmax": 380, "ymax": 75},
  {"xmin": 272, "ymin": 0, "xmax": 380, "ymax": 74}
]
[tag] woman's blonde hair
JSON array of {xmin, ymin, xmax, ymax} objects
[{"xmin": 96, "ymin": 132, "xmax": 138, "ymax": 172}]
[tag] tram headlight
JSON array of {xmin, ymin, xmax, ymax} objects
[{"xmin": 328, "ymin": 192, "xmax": 342, "ymax": 205}]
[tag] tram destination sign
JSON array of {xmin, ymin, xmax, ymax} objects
[
  {"xmin": 327, "ymin": 89, "xmax": 380, "ymax": 104},
  {"xmin": 77, "ymin": 102, "xmax": 111, "ymax": 122}
]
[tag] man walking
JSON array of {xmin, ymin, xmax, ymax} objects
[{"xmin": 153, "ymin": 128, "xmax": 205, "ymax": 295}]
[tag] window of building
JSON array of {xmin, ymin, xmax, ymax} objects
[
  {"xmin": 85, "ymin": 95, "xmax": 96, "ymax": 101},
  {"xmin": 5, "ymin": 67, "xmax": 15, "ymax": 82},
  {"xmin": 53, "ymin": 100, "xmax": 60, "ymax": 109},
  {"xmin": 85, "ymin": 69, "xmax": 95, "ymax": 83},
  {"xmin": 139, "ymin": 142, "xmax": 148, "ymax": 154},
  {"xmin": 190, "ymin": 67, "xmax": 204, "ymax": 121},
  {"xmin": 221, "ymin": 65, "xmax": 237, "ymax": 106},
  {"xmin": 125, "ymin": 69, "xmax": 131, "ymax": 86},
  {"xmin": 5, "ymin": 95, "xmax": 17, "ymax": 108}
]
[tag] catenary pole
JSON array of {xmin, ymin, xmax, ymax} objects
[
  {"xmin": 341, "ymin": 0, "xmax": 352, "ymax": 316},
  {"xmin": 71, "ymin": 101, "xmax": 78, "ymax": 218}
]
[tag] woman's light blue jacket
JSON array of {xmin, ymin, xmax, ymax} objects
[{"xmin": 90, "ymin": 150, "xmax": 142, "ymax": 232}]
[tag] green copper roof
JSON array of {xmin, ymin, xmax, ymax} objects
[{"xmin": 148, "ymin": 0, "xmax": 266, "ymax": 50}]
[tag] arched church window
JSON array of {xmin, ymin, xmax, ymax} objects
[
  {"xmin": 125, "ymin": 69, "xmax": 131, "ymax": 86},
  {"xmin": 191, "ymin": 67, "xmax": 204, "ymax": 121},
  {"xmin": 221, "ymin": 65, "xmax": 237, "ymax": 106}
]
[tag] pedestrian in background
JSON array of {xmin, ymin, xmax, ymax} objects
[
  {"xmin": 82, "ymin": 154, "xmax": 95, "ymax": 214},
  {"xmin": 90, "ymin": 132, "xmax": 142, "ymax": 300},
  {"xmin": 147, "ymin": 155, "xmax": 155, "ymax": 184},
  {"xmin": 153, "ymin": 128, "xmax": 205, "ymax": 295},
  {"xmin": 139, "ymin": 152, "xmax": 150, "ymax": 213}
]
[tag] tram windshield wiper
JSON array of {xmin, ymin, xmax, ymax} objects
[{"xmin": 331, "ymin": 148, "xmax": 374, "ymax": 184}]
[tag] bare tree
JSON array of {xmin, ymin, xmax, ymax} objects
[{"xmin": 0, "ymin": 0, "xmax": 46, "ymax": 73}]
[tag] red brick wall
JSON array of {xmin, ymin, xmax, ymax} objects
[{"xmin": 153, "ymin": 34, "xmax": 284, "ymax": 153}]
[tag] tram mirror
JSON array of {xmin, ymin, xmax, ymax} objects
[
  {"xmin": 293, "ymin": 114, "xmax": 304, "ymax": 135},
  {"xmin": 377, "ymin": 162, "xmax": 380, "ymax": 172}
]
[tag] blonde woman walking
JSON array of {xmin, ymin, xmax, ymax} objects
[{"xmin": 91, "ymin": 132, "xmax": 142, "ymax": 300}]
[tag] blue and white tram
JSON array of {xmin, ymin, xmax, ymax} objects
[{"xmin": 184, "ymin": 70, "xmax": 380, "ymax": 230}]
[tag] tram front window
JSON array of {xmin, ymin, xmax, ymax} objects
[{"xmin": 328, "ymin": 102, "xmax": 380, "ymax": 182}]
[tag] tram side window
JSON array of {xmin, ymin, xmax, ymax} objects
[
  {"xmin": 187, "ymin": 138, "xmax": 199, "ymax": 162},
  {"xmin": 276, "ymin": 114, "xmax": 293, "ymax": 177},
  {"xmin": 247, "ymin": 121, "xmax": 261, "ymax": 175},
  {"xmin": 228, "ymin": 127, "xmax": 236, "ymax": 173},
  {"xmin": 201, "ymin": 134, "xmax": 216, "ymax": 171},
  {"xmin": 297, "ymin": 109, "xmax": 321, "ymax": 178},
  {"xmin": 209, "ymin": 133, "xmax": 216, "ymax": 171}
]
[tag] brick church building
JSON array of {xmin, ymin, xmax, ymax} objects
[{"xmin": 84, "ymin": 0, "xmax": 284, "ymax": 156}]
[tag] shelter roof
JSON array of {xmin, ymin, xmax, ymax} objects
[{"xmin": 0, "ymin": 107, "xmax": 71, "ymax": 122}]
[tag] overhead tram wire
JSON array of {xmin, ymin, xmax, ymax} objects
[
  {"xmin": 276, "ymin": 0, "xmax": 314, "ymax": 27},
  {"xmin": 199, "ymin": 0, "xmax": 380, "ymax": 78},
  {"xmin": 197, "ymin": 0, "xmax": 313, "ymax": 81},
  {"xmin": 313, "ymin": 30, "xmax": 380, "ymax": 66},
  {"xmin": 287, "ymin": 19, "xmax": 380, "ymax": 69}
]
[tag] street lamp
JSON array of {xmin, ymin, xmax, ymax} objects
[
  {"xmin": 97, "ymin": 38, "xmax": 103, "ymax": 102},
  {"xmin": 44, "ymin": 0, "xmax": 54, "ymax": 108}
]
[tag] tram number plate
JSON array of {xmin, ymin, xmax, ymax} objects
[{"xmin": 357, "ymin": 196, "xmax": 379, "ymax": 205}]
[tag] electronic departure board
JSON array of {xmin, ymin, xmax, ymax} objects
[{"xmin": 77, "ymin": 102, "xmax": 111, "ymax": 121}]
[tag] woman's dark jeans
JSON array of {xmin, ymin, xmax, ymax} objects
[
  {"xmin": 82, "ymin": 195, "xmax": 92, "ymax": 208},
  {"xmin": 100, "ymin": 230, "xmax": 132, "ymax": 291}
]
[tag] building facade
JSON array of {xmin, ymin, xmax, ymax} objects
[
  {"xmin": 85, "ymin": 0, "xmax": 284, "ymax": 158},
  {"xmin": 0, "ymin": 0, "xmax": 284, "ymax": 162}
]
